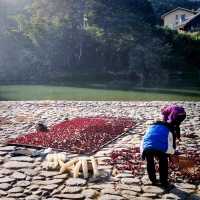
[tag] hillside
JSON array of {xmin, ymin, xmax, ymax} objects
[{"xmin": 0, "ymin": 0, "xmax": 199, "ymax": 88}]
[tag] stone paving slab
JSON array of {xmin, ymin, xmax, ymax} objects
[{"xmin": 0, "ymin": 101, "xmax": 200, "ymax": 200}]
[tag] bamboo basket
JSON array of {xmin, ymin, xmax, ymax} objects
[{"xmin": 170, "ymin": 155, "xmax": 198, "ymax": 175}]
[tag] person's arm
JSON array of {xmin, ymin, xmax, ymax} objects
[
  {"xmin": 166, "ymin": 131, "xmax": 175, "ymax": 155},
  {"xmin": 175, "ymin": 125, "xmax": 181, "ymax": 140}
]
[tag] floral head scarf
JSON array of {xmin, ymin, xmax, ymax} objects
[{"xmin": 161, "ymin": 105, "xmax": 186, "ymax": 124}]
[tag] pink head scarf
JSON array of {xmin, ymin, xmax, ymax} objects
[{"xmin": 161, "ymin": 105, "xmax": 186, "ymax": 124}]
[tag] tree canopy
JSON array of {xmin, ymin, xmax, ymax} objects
[{"xmin": 0, "ymin": 0, "xmax": 199, "ymax": 87}]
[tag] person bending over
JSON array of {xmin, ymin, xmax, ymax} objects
[{"xmin": 140, "ymin": 105, "xmax": 186, "ymax": 188}]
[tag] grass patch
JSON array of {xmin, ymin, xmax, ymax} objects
[{"xmin": 0, "ymin": 85, "xmax": 200, "ymax": 101}]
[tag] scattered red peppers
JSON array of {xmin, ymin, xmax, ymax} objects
[
  {"xmin": 107, "ymin": 147, "xmax": 145, "ymax": 177},
  {"xmin": 108, "ymin": 148, "xmax": 200, "ymax": 184},
  {"xmin": 7, "ymin": 117, "xmax": 134, "ymax": 154}
]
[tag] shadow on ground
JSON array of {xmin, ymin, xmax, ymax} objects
[{"xmin": 170, "ymin": 187, "xmax": 200, "ymax": 200}]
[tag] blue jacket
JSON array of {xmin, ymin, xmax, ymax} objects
[{"xmin": 140, "ymin": 122, "xmax": 175, "ymax": 156}]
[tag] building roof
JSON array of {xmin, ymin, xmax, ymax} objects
[
  {"xmin": 178, "ymin": 12, "xmax": 200, "ymax": 28},
  {"xmin": 161, "ymin": 7, "xmax": 197, "ymax": 19}
]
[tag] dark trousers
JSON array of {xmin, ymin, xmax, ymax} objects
[{"xmin": 143, "ymin": 149, "xmax": 169, "ymax": 185}]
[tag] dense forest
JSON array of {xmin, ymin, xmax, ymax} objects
[{"xmin": 0, "ymin": 0, "xmax": 200, "ymax": 88}]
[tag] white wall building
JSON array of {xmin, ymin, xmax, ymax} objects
[{"xmin": 161, "ymin": 7, "xmax": 197, "ymax": 30}]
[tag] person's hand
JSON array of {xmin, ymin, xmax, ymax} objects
[
  {"xmin": 174, "ymin": 150, "xmax": 182, "ymax": 155},
  {"xmin": 176, "ymin": 139, "xmax": 181, "ymax": 146}
]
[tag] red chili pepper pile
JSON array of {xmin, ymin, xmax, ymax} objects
[
  {"xmin": 108, "ymin": 148, "xmax": 200, "ymax": 184},
  {"xmin": 7, "ymin": 117, "xmax": 134, "ymax": 154},
  {"xmin": 107, "ymin": 147, "xmax": 146, "ymax": 177}
]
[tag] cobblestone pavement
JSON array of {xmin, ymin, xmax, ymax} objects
[{"xmin": 0, "ymin": 101, "xmax": 200, "ymax": 200}]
